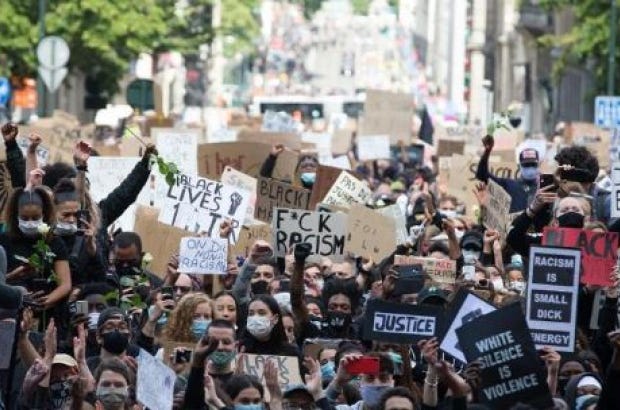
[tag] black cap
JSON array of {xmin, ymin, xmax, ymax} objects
[
  {"xmin": 518, "ymin": 148, "xmax": 539, "ymax": 165},
  {"xmin": 460, "ymin": 230, "xmax": 483, "ymax": 250},
  {"xmin": 97, "ymin": 307, "xmax": 126, "ymax": 329}
]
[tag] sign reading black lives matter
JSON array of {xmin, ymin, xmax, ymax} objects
[
  {"xmin": 159, "ymin": 173, "xmax": 250, "ymax": 243},
  {"xmin": 255, "ymin": 177, "xmax": 311, "ymax": 223},
  {"xmin": 272, "ymin": 208, "xmax": 347, "ymax": 261},
  {"xmin": 456, "ymin": 303, "xmax": 554, "ymax": 410},
  {"xmin": 363, "ymin": 299, "xmax": 444, "ymax": 343},
  {"xmin": 526, "ymin": 245, "xmax": 581, "ymax": 353}
]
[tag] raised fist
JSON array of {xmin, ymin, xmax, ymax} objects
[{"xmin": 294, "ymin": 243, "xmax": 313, "ymax": 262}]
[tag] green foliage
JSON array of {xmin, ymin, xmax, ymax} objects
[
  {"xmin": 150, "ymin": 154, "xmax": 180, "ymax": 187},
  {"xmin": 351, "ymin": 0, "xmax": 370, "ymax": 15}
]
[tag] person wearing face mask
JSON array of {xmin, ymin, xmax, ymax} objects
[
  {"xmin": 505, "ymin": 265, "xmax": 526, "ymax": 295},
  {"xmin": 224, "ymin": 375, "xmax": 266, "ymax": 410},
  {"xmin": 333, "ymin": 353, "xmax": 395, "ymax": 410},
  {"xmin": 458, "ymin": 230, "xmax": 483, "ymax": 267},
  {"xmin": 476, "ymin": 135, "xmax": 539, "ymax": 212},
  {"xmin": 260, "ymin": 144, "xmax": 319, "ymax": 189},
  {"xmin": 52, "ymin": 178, "xmax": 106, "ymax": 286},
  {"xmin": 93, "ymin": 358, "xmax": 133, "ymax": 410},
  {"xmin": 162, "ymin": 293, "xmax": 213, "ymax": 343},
  {"xmin": 86, "ymin": 308, "xmax": 136, "ymax": 373},
  {"xmin": 0, "ymin": 187, "xmax": 72, "ymax": 311},
  {"xmin": 109, "ymin": 232, "xmax": 163, "ymax": 288},
  {"xmin": 232, "ymin": 241, "xmax": 277, "ymax": 316},
  {"xmin": 318, "ymin": 348, "xmax": 337, "ymax": 386},
  {"xmin": 564, "ymin": 373, "xmax": 602, "ymax": 410}
]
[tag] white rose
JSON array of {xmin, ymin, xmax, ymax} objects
[
  {"xmin": 37, "ymin": 223, "xmax": 50, "ymax": 235},
  {"xmin": 142, "ymin": 252, "xmax": 154, "ymax": 268}
]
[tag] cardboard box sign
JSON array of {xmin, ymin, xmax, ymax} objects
[
  {"xmin": 393, "ymin": 255, "xmax": 457, "ymax": 284},
  {"xmin": 345, "ymin": 205, "xmax": 396, "ymax": 261},
  {"xmin": 255, "ymin": 177, "xmax": 311, "ymax": 223},
  {"xmin": 271, "ymin": 208, "xmax": 347, "ymax": 261},
  {"xmin": 542, "ymin": 227, "xmax": 618, "ymax": 286},
  {"xmin": 456, "ymin": 303, "xmax": 554, "ymax": 410}
]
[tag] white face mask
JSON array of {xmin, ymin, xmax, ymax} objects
[
  {"xmin": 18, "ymin": 218, "xmax": 43, "ymax": 236},
  {"xmin": 55, "ymin": 221, "xmax": 78, "ymax": 236},
  {"xmin": 509, "ymin": 281, "xmax": 526, "ymax": 294},
  {"xmin": 247, "ymin": 315, "xmax": 274, "ymax": 339},
  {"xmin": 462, "ymin": 249, "xmax": 481, "ymax": 262},
  {"xmin": 440, "ymin": 209, "xmax": 458, "ymax": 219}
]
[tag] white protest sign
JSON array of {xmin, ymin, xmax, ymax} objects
[
  {"xmin": 302, "ymin": 132, "xmax": 332, "ymax": 158},
  {"xmin": 137, "ymin": 349, "xmax": 175, "ymax": 410},
  {"xmin": 272, "ymin": 208, "xmax": 347, "ymax": 261},
  {"xmin": 241, "ymin": 354, "xmax": 303, "ymax": 390},
  {"xmin": 526, "ymin": 246, "xmax": 581, "ymax": 353},
  {"xmin": 87, "ymin": 157, "xmax": 151, "ymax": 231},
  {"xmin": 612, "ymin": 162, "xmax": 620, "ymax": 218},
  {"xmin": 178, "ymin": 237, "xmax": 227, "ymax": 274},
  {"xmin": 322, "ymin": 171, "xmax": 371, "ymax": 208},
  {"xmin": 209, "ymin": 128, "xmax": 238, "ymax": 143},
  {"xmin": 159, "ymin": 173, "xmax": 250, "ymax": 243},
  {"xmin": 483, "ymin": 179, "xmax": 512, "ymax": 236},
  {"xmin": 357, "ymin": 135, "xmax": 391, "ymax": 161},
  {"xmin": 439, "ymin": 291, "xmax": 496, "ymax": 363},
  {"xmin": 221, "ymin": 166, "xmax": 257, "ymax": 225},
  {"xmin": 262, "ymin": 110, "xmax": 298, "ymax": 133},
  {"xmin": 378, "ymin": 204, "xmax": 408, "ymax": 245},
  {"xmin": 17, "ymin": 137, "xmax": 49, "ymax": 166},
  {"xmin": 322, "ymin": 155, "xmax": 351, "ymax": 170}
]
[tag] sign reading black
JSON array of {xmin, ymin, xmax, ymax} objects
[
  {"xmin": 363, "ymin": 299, "xmax": 444, "ymax": 344},
  {"xmin": 456, "ymin": 303, "xmax": 553, "ymax": 410}
]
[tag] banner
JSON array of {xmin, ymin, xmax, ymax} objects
[
  {"xmin": 242, "ymin": 354, "xmax": 302, "ymax": 392},
  {"xmin": 137, "ymin": 349, "xmax": 175, "ymax": 410},
  {"xmin": 357, "ymin": 135, "xmax": 391, "ymax": 161},
  {"xmin": 377, "ymin": 205, "xmax": 408, "ymax": 245},
  {"xmin": 221, "ymin": 166, "xmax": 257, "ymax": 225},
  {"xmin": 345, "ymin": 205, "xmax": 396, "ymax": 261},
  {"xmin": 526, "ymin": 246, "xmax": 580, "ymax": 353},
  {"xmin": 322, "ymin": 171, "xmax": 371, "ymax": 208},
  {"xmin": 439, "ymin": 289, "xmax": 497, "ymax": 363},
  {"xmin": 159, "ymin": 173, "xmax": 250, "ymax": 243},
  {"xmin": 542, "ymin": 227, "xmax": 618, "ymax": 286},
  {"xmin": 360, "ymin": 90, "xmax": 413, "ymax": 144},
  {"xmin": 612, "ymin": 162, "xmax": 620, "ymax": 218},
  {"xmin": 456, "ymin": 304, "xmax": 554, "ymax": 410},
  {"xmin": 394, "ymin": 255, "xmax": 457, "ymax": 284},
  {"xmin": 178, "ymin": 237, "xmax": 227, "ymax": 274},
  {"xmin": 363, "ymin": 299, "xmax": 444, "ymax": 343},
  {"xmin": 483, "ymin": 179, "xmax": 512, "ymax": 236},
  {"xmin": 272, "ymin": 208, "xmax": 347, "ymax": 261},
  {"xmin": 255, "ymin": 177, "xmax": 311, "ymax": 223}
]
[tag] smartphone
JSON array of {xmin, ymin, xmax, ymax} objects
[
  {"xmin": 279, "ymin": 280, "xmax": 291, "ymax": 293},
  {"xmin": 76, "ymin": 209, "xmax": 91, "ymax": 232},
  {"xmin": 75, "ymin": 300, "xmax": 88, "ymax": 315},
  {"xmin": 161, "ymin": 286, "xmax": 174, "ymax": 301},
  {"xmin": 174, "ymin": 348, "xmax": 192, "ymax": 364},
  {"xmin": 345, "ymin": 356, "xmax": 380, "ymax": 375},
  {"xmin": 538, "ymin": 173, "xmax": 556, "ymax": 190},
  {"xmin": 462, "ymin": 265, "xmax": 475, "ymax": 282},
  {"xmin": 31, "ymin": 278, "xmax": 50, "ymax": 293}
]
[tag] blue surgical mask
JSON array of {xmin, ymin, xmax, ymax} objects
[
  {"xmin": 234, "ymin": 404, "xmax": 263, "ymax": 410},
  {"xmin": 148, "ymin": 305, "xmax": 168, "ymax": 326},
  {"xmin": 300, "ymin": 172, "xmax": 316, "ymax": 186},
  {"xmin": 192, "ymin": 318, "xmax": 211, "ymax": 340},
  {"xmin": 320, "ymin": 361, "xmax": 336, "ymax": 381},
  {"xmin": 520, "ymin": 165, "xmax": 539, "ymax": 181},
  {"xmin": 361, "ymin": 385, "xmax": 391, "ymax": 407},
  {"xmin": 575, "ymin": 394, "xmax": 598, "ymax": 410}
]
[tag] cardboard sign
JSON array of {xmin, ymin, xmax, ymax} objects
[
  {"xmin": 394, "ymin": 255, "xmax": 457, "ymax": 284},
  {"xmin": 242, "ymin": 354, "xmax": 302, "ymax": 392},
  {"xmin": 221, "ymin": 166, "xmax": 257, "ymax": 225},
  {"xmin": 436, "ymin": 139, "xmax": 465, "ymax": 157},
  {"xmin": 526, "ymin": 246, "xmax": 580, "ymax": 353},
  {"xmin": 230, "ymin": 223, "xmax": 273, "ymax": 258},
  {"xmin": 255, "ymin": 177, "xmax": 310, "ymax": 223},
  {"xmin": 331, "ymin": 128, "xmax": 353, "ymax": 154},
  {"xmin": 178, "ymin": 237, "xmax": 228, "ymax": 274},
  {"xmin": 612, "ymin": 162, "xmax": 620, "ymax": 218},
  {"xmin": 272, "ymin": 208, "xmax": 347, "ymax": 261},
  {"xmin": 439, "ymin": 289, "xmax": 497, "ymax": 363},
  {"xmin": 237, "ymin": 130, "xmax": 301, "ymax": 151},
  {"xmin": 159, "ymin": 173, "xmax": 250, "ymax": 243},
  {"xmin": 308, "ymin": 164, "xmax": 346, "ymax": 209},
  {"xmin": 363, "ymin": 299, "xmax": 444, "ymax": 343},
  {"xmin": 134, "ymin": 206, "xmax": 189, "ymax": 278},
  {"xmin": 456, "ymin": 304, "xmax": 554, "ymax": 410},
  {"xmin": 542, "ymin": 227, "xmax": 618, "ymax": 286},
  {"xmin": 152, "ymin": 128, "xmax": 199, "ymax": 175},
  {"xmin": 360, "ymin": 90, "xmax": 413, "ymax": 144},
  {"xmin": 567, "ymin": 122, "xmax": 611, "ymax": 169},
  {"xmin": 345, "ymin": 205, "xmax": 396, "ymax": 261},
  {"xmin": 322, "ymin": 171, "xmax": 371, "ymax": 208},
  {"xmin": 483, "ymin": 179, "xmax": 512, "ymax": 236},
  {"xmin": 302, "ymin": 132, "xmax": 332, "ymax": 157},
  {"xmin": 357, "ymin": 135, "xmax": 391, "ymax": 160},
  {"xmin": 197, "ymin": 142, "xmax": 298, "ymax": 182},
  {"xmin": 137, "ymin": 349, "xmax": 176, "ymax": 410},
  {"xmin": 377, "ymin": 205, "xmax": 408, "ymax": 245}
]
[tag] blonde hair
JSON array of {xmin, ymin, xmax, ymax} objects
[{"xmin": 164, "ymin": 293, "xmax": 212, "ymax": 342}]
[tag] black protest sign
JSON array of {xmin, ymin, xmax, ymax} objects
[
  {"xmin": 363, "ymin": 299, "xmax": 444, "ymax": 343},
  {"xmin": 526, "ymin": 246, "xmax": 581, "ymax": 353},
  {"xmin": 255, "ymin": 177, "xmax": 310, "ymax": 223},
  {"xmin": 456, "ymin": 303, "xmax": 553, "ymax": 410},
  {"xmin": 272, "ymin": 207, "xmax": 347, "ymax": 261}
]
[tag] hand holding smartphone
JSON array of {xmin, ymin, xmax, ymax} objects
[{"xmin": 344, "ymin": 356, "xmax": 380, "ymax": 375}]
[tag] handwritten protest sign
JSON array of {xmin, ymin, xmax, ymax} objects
[
  {"xmin": 357, "ymin": 135, "xmax": 391, "ymax": 161},
  {"xmin": 363, "ymin": 299, "xmax": 444, "ymax": 343},
  {"xmin": 230, "ymin": 223, "xmax": 273, "ymax": 258},
  {"xmin": 272, "ymin": 208, "xmax": 347, "ymax": 261},
  {"xmin": 242, "ymin": 354, "xmax": 302, "ymax": 391},
  {"xmin": 346, "ymin": 205, "xmax": 396, "ymax": 261},
  {"xmin": 17, "ymin": 137, "xmax": 50, "ymax": 166},
  {"xmin": 153, "ymin": 128, "xmax": 199, "ymax": 175},
  {"xmin": 543, "ymin": 227, "xmax": 618, "ymax": 286},
  {"xmin": 566, "ymin": 122, "xmax": 611, "ymax": 168},
  {"xmin": 456, "ymin": 304, "xmax": 554, "ymax": 410},
  {"xmin": 179, "ymin": 237, "xmax": 227, "ymax": 274},
  {"xmin": 483, "ymin": 179, "xmax": 512, "ymax": 236},
  {"xmin": 360, "ymin": 90, "xmax": 413, "ymax": 144},
  {"xmin": 612, "ymin": 162, "xmax": 620, "ymax": 218},
  {"xmin": 322, "ymin": 171, "xmax": 371, "ymax": 208},
  {"xmin": 237, "ymin": 129, "xmax": 301, "ymax": 150},
  {"xmin": 526, "ymin": 246, "xmax": 580, "ymax": 353},
  {"xmin": 436, "ymin": 139, "xmax": 465, "ymax": 157},
  {"xmin": 309, "ymin": 165, "xmax": 346, "ymax": 209},
  {"xmin": 255, "ymin": 177, "xmax": 310, "ymax": 223},
  {"xmin": 394, "ymin": 255, "xmax": 457, "ymax": 284},
  {"xmin": 137, "ymin": 349, "xmax": 175, "ymax": 410},
  {"xmin": 221, "ymin": 166, "xmax": 257, "ymax": 225},
  {"xmin": 159, "ymin": 173, "xmax": 250, "ymax": 243},
  {"xmin": 378, "ymin": 205, "xmax": 408, "ymax": 245}
]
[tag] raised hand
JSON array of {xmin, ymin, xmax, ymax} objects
[{"xmin": 1, "ymin": 123, "xmax": 18, "ymax": 142}]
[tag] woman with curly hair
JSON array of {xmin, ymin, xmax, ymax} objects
[{"xmin": 164, "ymin": 292, "xmax": 213, "ymax": 343}]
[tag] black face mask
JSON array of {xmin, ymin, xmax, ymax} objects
[
  {"xmin": 251, "ymin": 280, "xmax": 269, "ymax": 295},
  {"xmin": 326, "ymin": 311, "xmax": 351, "ymax": 331},
  {"xmin": 557, "ymin": 377, "xmax": 569, "ymax": 397},
  {"xmin": 557, "ymin": 212, "xmax": 585, "ymax": 229},
  {"xmin": 114, "ymin": 263, "xmax": 141, "ymax": 277},
  {"xmin": 102, "ymin": 331, "xmax": 129, "ymax": 355}
]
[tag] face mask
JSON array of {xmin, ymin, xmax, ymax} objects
[
  {"xmin": 520, "ymin": 165, "xmax": 539, "ymax": 181},
  {"xmin": 88, "ymin": 312, "xmax": 101, "ymax": 331},
  {"xmin": 491, "ymin": 277, "xmax": 504, "ymax": 290},
  {"xmin": 209, "ymin": 350, "xmax": 236, "ymax": 367},
  {"xmin": 557, "ymin": 211, "xmax": 585, "ymax": 228},
  {"xmin": 18, "ymin": 218, "xmax": 43, "ymax": 236},
  {"xmin": 273, "ymin": 292, "xmax": 291, "ymax": 311},
  {"xmin": 320, "ymin": 361, "xmax": 336, "ymax": 381},
  {"xmin": 191, "ymin": 318, "xmax": 211, "ymax": 340},
  {"xmin": 557, "ymin": 377, "xmax": 569, "ymax": 396},
  {"xmin": 575, "ymin": 394, "xmax": 598, "ymax": 410},
  {"xmin": 55, "ymin": 221, "xmax": 78, "ymax": 236},
  {"xmin": 251, "ymin": 280, "xmax": 269, "ymax": 295},
  {"xmin": 234, "ymin": 404, "xmax": 263, "ymax": 410},
  {"xmin": 509, "ymin": 281, "xmax": 526, "ymax": 294},
  {"xmin": 114, "ymin": 263, "xmax": 141, "ymax": 277},
  {"xmin": 148, "ymin": 305, "xmax": 168, "ymax": 326},
  {"xmin": 440, "ymin": 209, "xmax": 458, "ymax": 219},
  {"xmin": 49, "ymin": 380, "xmax": 73, "ymax": 409},
  {"xmin": 96, "ymin": 386, "xmax": 129, "ymax": 409},
  {"xmin": 309, "ymin": 315, "xmax": 323, "ymax": 329},
  {"xmin": 101, "ymin": 331, "xmax": 129, "ymax": 355},
  {"xmin": 300, "ymin": 172, "xmax": 316, "ymax": 187},
  {"xmin": 387, "ymin": 351, "xmax": 403, "ymax": 366},
  {"xmin": 462, "ymin": 249, "xmax": 481, "ymax": 262},
  {"xmin": 511, "ymin": 254, "xmax": 523, "ymax": 267},
  {"xmin": 361, "ymin": 385, "xmax": 391, "ymax": 408},
  {"xmin": 247, "ymin": 315, "xmax": 274, "ymax": 339},
  {"xmin": 326, "ymin": 311, "xmax": 351, "ymax": 331}
]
